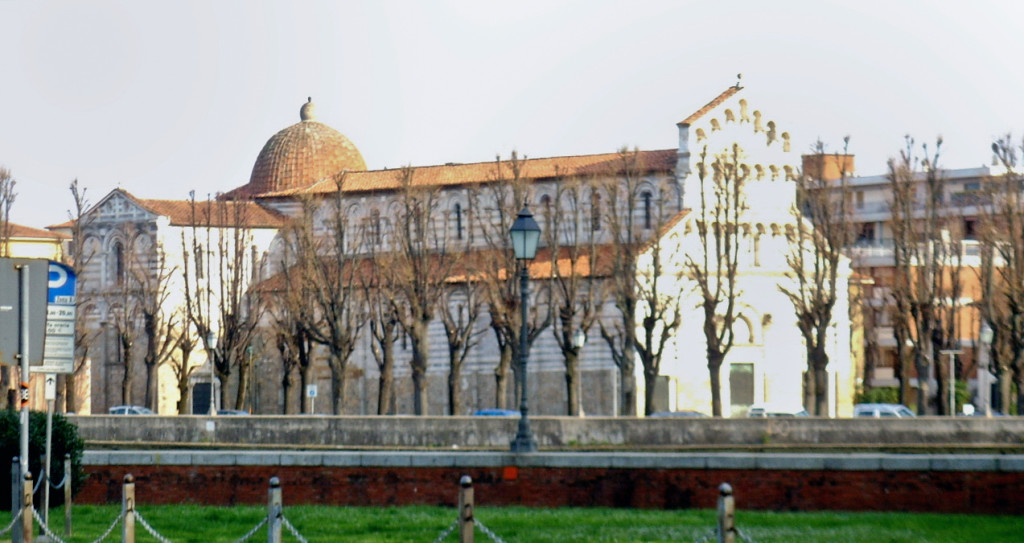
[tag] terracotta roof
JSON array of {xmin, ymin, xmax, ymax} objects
[
  {"xmin": 223, "ymin": 98, "xmax": 366, "ymax": 200},
  {"xmin": 678, "ymin": 85, "xmax": 742, "ymax": 126},
  {"xmin": 135, "ymin": 198, "xmax": 287, "ymax": 228},
  {"xmin": 258, "ymin": 149, "xmax": 678, "ymax": 198},
  {"xmin": 5, "ymin": 222, "xmax": 68, "ymax": 240}
]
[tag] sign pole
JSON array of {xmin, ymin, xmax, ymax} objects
[
  {"xmin": 17, "ymin": 264, "xmax": 30, "ymax": 477},
  {"xmin": 43, "ymin": 374, "xmax": 56, "ymax": 529}
]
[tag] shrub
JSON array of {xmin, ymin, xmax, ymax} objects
[
  {"xmin": 856, "ymin": 386, "xmax": 899, "ymax": 405},
  {"xmin": 0, "ymin": 409, "xmax": 85, "ymax": 508}
]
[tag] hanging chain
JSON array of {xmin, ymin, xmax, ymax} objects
[
  {"xmin": 475, "ymin": 520, "xmax": 509, "ymax": 543},
  {"xmin": 280, "ymin": 515, "xmax": 311, "ymax": 543},
  {"xmin": 431, "ymin": 518, "xmax": 458, "ymax": 543},
  {"xmin": 134, "ymin": 510, "xmax": 176, "ymax": 543}
]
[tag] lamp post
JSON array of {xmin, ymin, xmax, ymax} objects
[
  {"xmin": 207, "ymin": 331, "xmax": 217, "ymax": 416},
  {"xmin": 979, "ymin": 323, "xmax": 993, "ymax": 417},
  {"xmin": 573, "ymin": 329, "xmax": 587, "ymax": 417},
  {"xmin": 509, "ymin": 204, "xmax": 540, "ymax": 453},
  {"xmin": 939, "ymin": 348, "xmax": 962, "ymax": 416}
]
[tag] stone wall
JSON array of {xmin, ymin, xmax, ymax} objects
[{"xmin": 70, "ymin": 415, "xmax": 1024, "ymax": 449}]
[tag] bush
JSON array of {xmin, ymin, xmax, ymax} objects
[
  {"xmin": 856, "ymin": 386, "xmax": 899, "ymax": 405},
  {"xmin": 0, "ymin": 410, "xmax": 85, "ymax": 508}
]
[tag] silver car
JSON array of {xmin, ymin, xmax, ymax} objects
[{"xmin": 853, "ymin": 403, "xmax": 915, "ymax": 418}]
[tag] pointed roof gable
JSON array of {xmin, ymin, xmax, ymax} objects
[
  {"xmin": 88, "ymin": 189, "xmax": 286, "ymax": 228},
  {"xmin": 5, "ymin": 223, "xmax": 68, "ymax": 240},
  {"xmin": 678, "ymin": 85, "xmax": 743, "ymax": 126}
]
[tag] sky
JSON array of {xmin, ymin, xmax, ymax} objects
[{"xmin": 2, "ymin": 0, "xmax": 1024, "ymax": 228}]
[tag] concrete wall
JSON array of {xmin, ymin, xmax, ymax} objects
[{"xmin": 70, "ymin": 415, "xmax": 1024, "ymax": 449}]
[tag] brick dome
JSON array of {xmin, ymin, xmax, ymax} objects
[{"xmin": 244, "ymin": 98, "xmax": 366, "ymax": 195}]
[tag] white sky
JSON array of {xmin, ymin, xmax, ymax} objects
[{"xmin": 2, "ymin": 0, "xmax": 1023, "ymax": 227}]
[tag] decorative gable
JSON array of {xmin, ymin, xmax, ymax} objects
[{"xmin": 90, "ymin": 190, "xmax": 159, "ymax": 225}]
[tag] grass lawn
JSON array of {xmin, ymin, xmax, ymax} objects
[{"xmin": 30, "ymin": 504, "xmax": 1023, "ymax": 543}]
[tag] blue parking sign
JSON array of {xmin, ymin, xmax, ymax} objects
[{"xmin": 47, "ymin": 262, "xmax": 76, "ymax": 305}]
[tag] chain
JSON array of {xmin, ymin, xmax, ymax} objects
[
  {"xmin": 134, "ymin": 510, "xmax": 176, "ymax": 543},
  {"xmin": 736, "ymin": 527, "xmax": 758, "ymax": 543},
  {"xmin": 431, "ymin": 518, "xmax": 458, "ymax": 543},
  {"xmin": 229, "ymin": 516, "xmax": 268, "ymax": 543},
  {"xmin": 475, "ymin": 520, "xmax": 508, "ymax": 543},
  {"xmin": 80, "ymin": 509, "xmax": 124, "ymax": 543},
  {"xmin": 33, "ymin": 473, "xmax": 44, "ymax": 494},
  {"xmin": 51, "ymin": 472, "xmax": 67, "ymax": 489},
  {"xmin": 693, "ymin": 530, "xmax": 716, "ymax": 543},
  {"xmin": 280, "ymin": 515, "xmax": 310, "ymax": 543},
  {"xmin": 0, "ymin": 509, "xmax": 22, "ymax": 536},
  {"xmin": 32, "ymin": 506, "xmax": 69, "ymax": 543}
]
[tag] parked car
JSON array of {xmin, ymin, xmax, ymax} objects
[
  {"xmin": 853, "ymin": 403, "xmax": 915, "ymax": 418},
  {"xmin": 472, "ymin": 409, "xmax": 521, "ymax": 417},
  {"xmin": 746, "ymin": 403, "xmax": 810, "ymax": 417},
  {"xmin": 108, "ymin": 405, "xmax": 155, "ymax": 415},
  {"xmin": 216, "ymin": 409, "xmax": 250, "ymax": 416},
  {"xmin": 649, "ymin": 410, "xmax": 708, "ymax": 418}
]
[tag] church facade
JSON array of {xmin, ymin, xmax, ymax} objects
[{"xmin": 65, "ymin": 86, "xmax": 857, "ymax": 417}]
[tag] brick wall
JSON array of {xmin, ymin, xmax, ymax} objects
[{"xmin": 77, "ymin": 464, "xmax": 1024, "ymax": 514}]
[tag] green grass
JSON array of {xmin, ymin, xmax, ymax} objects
[{"xmin": 26, "ymin": 504, "xmax": 1024, "ymax": 543}]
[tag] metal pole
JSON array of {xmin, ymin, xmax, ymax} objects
[
  {"xmin": 12, "ymin": 457, "xmax": 21, "ymax": 543},
  {"xmin": 122, "ymin": 475, "xmax": 135, "ymax": 543},
  {"xmin": 18, "ymin": 265, "xmax": 30, "ymax": 476},
  {"xmin": 458, "ymin": 476, "xmax": 474, "ymax": 543},
  {"xmin": 510, "ymin": 263, "xmax": 537, "ymax": 453},
  {"xmin": 44, "ymin": 398, "xmax": 54, "ymax": 528},
  {"xmin": 940, "ymin": 350, "xmax": 962, "ymax": 416}
]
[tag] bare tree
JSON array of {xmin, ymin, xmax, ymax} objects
[
  {"xmin": 687, "ymin": 143, "xmax": 749, "ymax": 417},
  {"xmin": 62, "ymin": 180, "xmax": 96, "ymax": 413},
  {"xmin": 381, "ymin": 167, "xmax": 454, "ymax": 415},
  {"xmin": 136, "ymin": 245, "xmax": 181, "ymax": 411},
  {"xmin": 600, "ymin": 149, "xmax": 683, "ymax": 416},
  {"xmin": 293, "ymin": 180, "xmax": 365, "ymax": 414},
  {"xmin": 181, "ymin": 193, "xmax": 265, "ymax": 412},
  {"xmin": 473, "ymin": 152, "xmax": 552, "ymax": 410},
  {"xmin": 982, "ymin": 136, "xmax": 1024, "ymax": 413},
  {"xmin": 886, "ymin": 136, "xmax": 965, "ymax": 414},
  {"xmin": 544, "ymin": 175, "xmax": 604, "ymax": 415},
  {"xmin": 0, "ymin": 167, "xmax": 13, "ymax": 258},
  {"xmin": 439, "ymin": 279, "xmax": 486, "ymax": 415},
  {"xmin": 782, "ymin": 138, "xmax": 855, "ymax": 415}
]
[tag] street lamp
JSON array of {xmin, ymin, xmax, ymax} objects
[
  {"xmin": 573, "ymin": 328, "xmax": 587, "ymax": 417},
  {"xmin": 979, "ymin": 323, "xmax": 993, "ymax": 417},
  {"xmin": 509, "ymin": 204, "xmax": 540, "ymax": 453},
  {"xmin": 207, "ymin": 331, "xmax": 217, "ymax": 416}
]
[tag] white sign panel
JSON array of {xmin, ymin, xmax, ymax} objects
[{"xmin": 34, "ymin": 262, "xmax": 76, "ymax": 374}]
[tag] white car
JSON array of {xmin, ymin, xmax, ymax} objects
[
  {"xmin": 108, "ymin": 405, "xmax": 155, "ymax": 415},
  {"xmin": 853, "ymin": 403, "xmax": 915, "ymax": 418},
  {"xmin": 746, "ymin": 403, "xmax": 810, "ymax": 417}
]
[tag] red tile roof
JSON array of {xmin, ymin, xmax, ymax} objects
[
  {"xmin": 678, "ymin": 85, "xmax": 742, "ymax": 126},
  {"xmin": 135, "ymin": 197, "xmax": 287, "ymax": 228},
  {"xmin": 5, "ymin": 223, "xmax": 68, "ymax": 240},
  {"xmin": 257, "ymin": 149, "xmax": 678, "ymax": 198}
]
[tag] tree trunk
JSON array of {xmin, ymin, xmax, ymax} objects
[
  {"xmin": 281, "ymin": 366, "xmax": 293, "ymax": 415},
  {"xmin": 447, "ymin": 369, "xmax": 461, "ymax": 416},
  {"xmin": 620, "ymin": 363, "xmax": 636, "ymax": 416},
  {"xmin": 144, "ymin": 362, "xmax": 158, "ymax": 411},
  {"xmin": 410, "ymin": 320, "xmax": 430, "ymax": 415},
  {"xmin": 329, "ymin": 355, "xmax": 347, "ymax": 415},
  {"xmin": 299, "ymin": 364, "xmax": 312, "ymax": 414},
  {"xmin": 565, "ymin": 353, "xmax": 579, "ymax": 416},
  {"xmin": 914, "ymin": 350, "xmax": 930, "ymax": 415},
  {"xmin": 378, "ymin": 346, "xmax": 395, "ymax": 415},
  {"xmin": 494, "ymin": 344, "xmax": 512, "ymax": 410},
  {"xmin": 235, "ymin": 356, "xmax": 250, "ymax": 411},
  {"xmin": 643, "ymin": 366, "xmax": 659, "ymax": 416},
  {"xmin": 708, "ymin": 352, "xmax": 725, "ymax": 417},
  {"xmin": 121, "ymin": 342, "xmax": 134, "ymax": 406}
]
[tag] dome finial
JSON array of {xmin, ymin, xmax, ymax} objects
[{"xmin": 300, "ymin": 97, "xmax": 315, "ymax": 121}]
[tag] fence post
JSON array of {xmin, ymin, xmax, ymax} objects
[
  {"xmin": 458, "ymin": 475, "xmax": 474, "ymax": 543},
  {"xmin": 22, "ymin": 471, "xmax": 33, "ymax": 543},
  {"xmin": 40, "ymin": 453, "xmax": 48, "ymax": 532},
  {"xmin": 267, "ymin": 477, "xmax": 282, "ymax": 543},
  {"xmin": 122, "ymin": 474, "xmax": 135, "ymax": 543},
  {"xmin": 63, "ymin": 454, "xmax": 72, "ymax": 537},
  {"xmin": 717, "ymin": 483, "xmax": 735, "ymax": 543},
  {"xmin": 12, "ymin": 457, "xmax": 22, "ymax": 543}
]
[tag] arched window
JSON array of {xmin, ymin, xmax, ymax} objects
[
  {"xmin": 539, "ymin": 194, "xmax": 552, "ymax": 232},
  {"xmin": 642, "ymin": 191, "xmax": 653, "ymax": 230},
  {"xmin": 454, "ymin": 203, "xmax": 464, "ymax": 240},
  {"xmin": 370, "ymin": 209, "xmax": 381, "ymax": 244},
  {"xmin": 113, "ymin": 241, "xmax": 125, "ymax": 285},
  {"xmin": 590, "ymin": 191, "xmax": 602, "ymax": 232}
]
